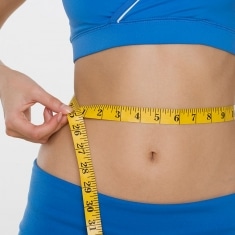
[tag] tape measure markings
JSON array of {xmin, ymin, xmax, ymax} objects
[
  {"xmin": 68, "ymin": 99, "xmax": 103, "ymax": 235},
  {"xmin": 79, "ymin": 104, "xmax": 234, "ymax": 125}
]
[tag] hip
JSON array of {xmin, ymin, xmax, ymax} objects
[{"xmin": 19, "ymin": 160, "xmax": 235, "ymax": 235}]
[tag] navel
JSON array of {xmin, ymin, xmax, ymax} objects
[{"xmin": 150, "ymin": 151, "xmax": 158, "ymax": 162}]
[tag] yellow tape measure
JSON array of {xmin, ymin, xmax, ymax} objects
[
  {"xmin": 68, "ymin": 98, "xmax": 103, "ymax": 235},
  {"xmin": 67, "ymin": 96, "xmax": 235, "ymax": 235},
  {"xmin": 79, "ymin": 103, "xmax": 235, "ymax": 125}
]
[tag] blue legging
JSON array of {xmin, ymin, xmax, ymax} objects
[{"xmin": 19, "ymin": 160, "xmax": 235, "ymax": 235}]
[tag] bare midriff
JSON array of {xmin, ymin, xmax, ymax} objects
[{"xmin": 37, "ymin": 44, "xmax": 235, "ymax": 204}]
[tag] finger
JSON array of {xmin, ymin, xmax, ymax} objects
[
  {"xmin": 6, "ymin": 112, "xmax": 65, "ymax": 143},
  {"xmin": 43, "ymin": 107, "xmax": 53, "ymax": 123},
  {"xmin": 24, "ymin": 108, "xmax": 31, "ymax": 122},
  {"xmin": 33, "ymin": 90, "xmax": 72, "ymax": 115},
  {"xmin": 43, "ymin": 108, "xmax": 68, "ymax": 131},
  {"xmin": 54, "ymin": 114, "xmax": 68, "ymax": 131}
]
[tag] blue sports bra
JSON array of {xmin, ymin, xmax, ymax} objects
[{"xmin": 62, "ymin": 0, "xmax": 235, "ymax": 62}]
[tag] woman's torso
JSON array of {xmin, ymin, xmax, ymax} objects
[{"xmin": 37, "ymin": 44, "xmax": 235, "ymax": 203}]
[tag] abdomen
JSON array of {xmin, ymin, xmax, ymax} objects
[{"xmin": 38, "ymin": 44, "xmax": 235, "ymax": 203}]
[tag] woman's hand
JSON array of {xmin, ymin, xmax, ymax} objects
[{"xmin": 0, "ymin": 63, "xmax": 72, "ymax": 143}]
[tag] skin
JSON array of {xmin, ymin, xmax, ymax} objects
[{"xmin": 1, "ymin": 1, "xmax": 235, "ymax": 204}]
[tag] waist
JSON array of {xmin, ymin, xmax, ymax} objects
[
  {"xmin": 38, "ymin": 45, "xmax": 235, "ymax": 203},
  {"xmin": 38, "ymin": 102, "xmax": 235, "ymax": 204}
]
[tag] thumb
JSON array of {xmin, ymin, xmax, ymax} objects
[{"xmin": 34, "ymin": 90, "xmax": 73, "ymax": 115}]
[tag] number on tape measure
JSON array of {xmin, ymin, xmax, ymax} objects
[
  {"xmin": 68, "ymin": 98, "xmax": 103, "ymax": 235},
  {"xmin": 79, "ymin": 104, "xmax": 235, "ymax": 125}
]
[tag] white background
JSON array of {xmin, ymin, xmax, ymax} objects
[{"xmin": 0, "ymin": 1, "xmax": 74, "ymax": 234}]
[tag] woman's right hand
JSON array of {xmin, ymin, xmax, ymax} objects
[{"xmin": 0, "ymin": 62, "xmax": 73, "ymax": 143}]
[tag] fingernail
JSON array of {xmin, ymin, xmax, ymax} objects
[
  {"xmin": 61, "ymin": 104, "xmax": 73, "ymax": 114},
  {"xmin": 57, "ymin": 112, "xmax": 62, "ymax": 123}
]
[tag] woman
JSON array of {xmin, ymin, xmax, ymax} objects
[{"xmin": 1, "ymin": 0, "xmax": 235, "ymax": 234}]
